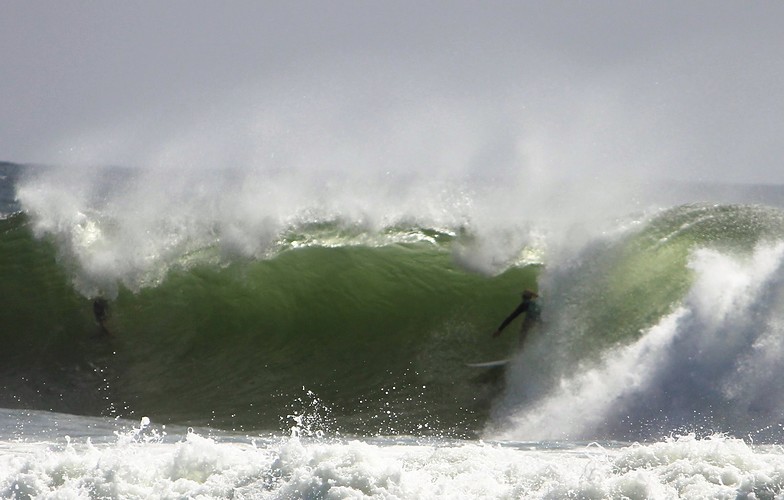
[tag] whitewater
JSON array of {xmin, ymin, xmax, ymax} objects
[{"xmin": 4, "ymin": 161, "xmax": 784, "ymax": 498}]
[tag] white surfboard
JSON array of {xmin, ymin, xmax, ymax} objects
[{"xmin": 466, "ymin": 359, "xmax": 509, "ymax": 368}]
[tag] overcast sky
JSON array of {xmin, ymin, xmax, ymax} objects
[{"xmin": 2, "ymin": 1, "xmax": 783, "ymax": 184}]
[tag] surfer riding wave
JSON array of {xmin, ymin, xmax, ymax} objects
[{"xmin": 492, "ymin": 289, "xmax": 541, "ymax": 347}]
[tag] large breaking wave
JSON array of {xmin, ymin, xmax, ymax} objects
[{"xmin": 4, "ymin": 164, "xmax": 784, "ymax": 442}]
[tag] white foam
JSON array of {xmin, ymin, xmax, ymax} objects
[
  {"xmin": 493, "ymin": 307, "xmax": 689, "ymax": 441},
  {"xmin": 492, "ymin": 241, "xmax": 784, "ymax": 442},
  {"xmin": 2, "ymin": 419, "xmax": 784, "ymax": 499}
]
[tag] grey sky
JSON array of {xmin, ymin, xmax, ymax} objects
[{"xmin": 2, "ymin": 1, "xmax": 783, "ymax": 184}]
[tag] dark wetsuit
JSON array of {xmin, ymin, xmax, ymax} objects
[
  {"xmin": 93, "ymin": 298, "xmax": 110, "ymax": 335},
  {"xmin": 496, "ymin": 298, "xmax": 541, "ymax": 345}
]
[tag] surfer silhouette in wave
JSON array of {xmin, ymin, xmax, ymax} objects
[
  {"xmin": 92, "ymin": 297, "xmax": 111, "ymax": 336},
  {"xmin": 492, "ymin": 289, "xmax": 541, "ymax": 346}
]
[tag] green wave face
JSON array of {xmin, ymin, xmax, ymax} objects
[
  {"xmin": 4, "ymin": 203, "xmax": 784, "ymax": 439},
  {"xmin": 1, "ymin": 213, "xmax": 538, "ymax": 436}
]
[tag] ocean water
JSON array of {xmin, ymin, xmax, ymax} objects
[{"xmin": 4, "ymin": 161, "xmax": 784, "ymax": 498}]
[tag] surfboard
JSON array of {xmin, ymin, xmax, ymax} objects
[{"xmin": 466, "ymin": 359, "xmax": 509, "ymax": 368}]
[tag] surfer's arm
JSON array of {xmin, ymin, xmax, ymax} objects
[{"xmin": 493, "ymin": 302, "xmax": 528, "ymax": 337}]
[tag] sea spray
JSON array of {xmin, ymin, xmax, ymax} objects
[
  {"xmin": 285, "ymin": 389, "xmax": 334, "ymax": 439},
  {"xmin": 14, "ymin": 160, "xmax": 660, "ymax": 298},
  {"xmin": 491, "ymin": 306, "xmax": 689, "ymax": 441},
  {"xmin": 492, "ymin": 238, "xmax": 784, "ymax": 442}
]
